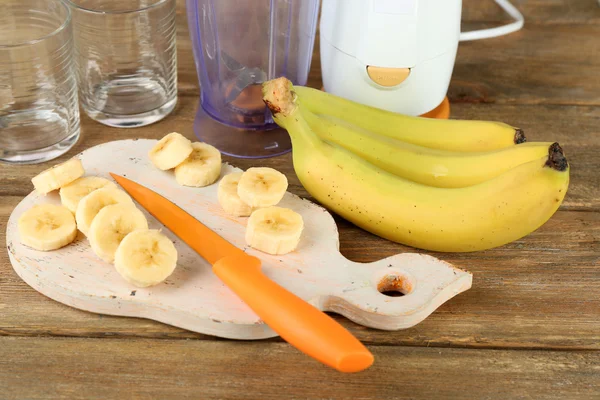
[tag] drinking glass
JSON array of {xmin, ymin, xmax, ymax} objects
[
  {"xmin": 186, "ymin": 0, "xmax": 320, "ymax": 158},
  {"xmin": 0, "ymin": 0, "xmax": 80, "ymax": 164},
  {"xmin": 66, "ymin": 0, "xmax": 178, "ymax": 128}
]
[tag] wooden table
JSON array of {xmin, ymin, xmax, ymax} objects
[{"xmin": 2, "ymin": 1, "xmax": 599, "ymax": 398}]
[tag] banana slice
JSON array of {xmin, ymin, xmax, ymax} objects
[
  {"xmin": 149, "ymin": 132, "xmax": 193, "ymax": 170},
  {"xmin": 88, "ymin": 204, "xmax": 148, "ymax": 263},
  {"xmin": 18, "ymin": 204, "xmax": 77, "ymax": 251},
  {"xmin": 75, "ymin": 187, "xmax": 134, "ymax": 236},
  {"xmin": 59, "ymin": 176, "xmax": 117, "ymax": 213},
  {"xmin": 245, "ymin": 206, "xmax": 303, "ymax": 255},
  {"xmin": 31, "ymin": 158, "xmax": 85, "ymax": 195},
  {"xmin": 218, "ymin": 172, "xmax": 254, "ymax": 217},
  {"xmin": 237, "ymin": 167, "xmax": 288, "ymax": 208},
  {"xmin": 174, "ymin": 142, "xmax": 222, "ymax": 187},
  {"xmin": 114, "ymin": 229, "xmax": 178, "ymax": 288}
]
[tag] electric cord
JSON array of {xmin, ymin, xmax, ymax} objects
[{"xmin": 460, "ymin": 0, "xmax": 524, "ymax": 41}]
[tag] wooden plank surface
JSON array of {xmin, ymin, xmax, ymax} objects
[
  {"xmin": 461, "ymin": 0, "xmax": 600, "ymax": 24},
  {"xmin": 450, "ymin": 24, "xmax": 600, "ymax": 106},
  {"xmin": 2, "ymin": 0, "xmax": 600, "ymax": 398},
  {"xmin": 1, "ymin": 337, "xmax": 598, "ymax": 400}
]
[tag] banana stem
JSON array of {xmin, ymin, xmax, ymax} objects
[
  {"xmin": 263, "ymin": 77, "xmax": 298, "ymax": 118},
  {"xmin": 514, "ymin": 129, "xmax": 527, "ymax": 144},
  {"xmin": 263, "ymin": 78, "xmax": 324, "ymax": 150}
]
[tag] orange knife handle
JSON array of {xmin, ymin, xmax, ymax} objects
[{"xmin": 213, "ymin": 254, "xmax": 374, "ymax": 373}]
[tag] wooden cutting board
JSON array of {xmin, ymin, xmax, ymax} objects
[{"xmin": 6, "ymin": 139, "xmax": 472, "ymax": 340}]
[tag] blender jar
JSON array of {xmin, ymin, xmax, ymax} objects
[{"xmin": 186, "ymin": 0, "xmax": 320, "ymax": 158}]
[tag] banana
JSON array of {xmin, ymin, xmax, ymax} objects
[
  {"xmin": 31, "ymin": 158, "xmax": 85, "ymax": 194},
  {"xmin": 303, "ymin": 109, "xmax": 551, "ymax": 188},
  {"xmin": 263, "ymin": 78, "xmax": 569, "ymax": 252},
  {"xmin": 149, "ymin": 132, "xmax": 193, "ymax": 170},
  {"xmin": 114, "ymin": 229, "xmax": 178, "ymax": 287},
  {"xmin": 18, "ymin": 204, "xmax": 77, "ymax": 251},
  {"xmin": 75, "ymin": 187, "xmax": 134, "ymax": 236},
  {"xmin": 237, "ymin": 167, "xmax": 288, "ymax": 208},
  {"xmin": 59, "ymin": 176, "xmax": 117, "ymax": 213},
  {"xmin": 174, "ymin": 142, "xmax": 222, "ymax": 187},
  {"xmin": 218, "ymin": 172, "xmax": 254, "ymax": 217},
  {"xmin": 88, "ymin": 204, "xmax": 149, "ymax": 263},
  {"xmin": 293, "ymin": 85, "xmax": 525, "ymax": 152},
  {"xmin": 246, "ymin": 206, "xmax": 304, "ymax": 255}
]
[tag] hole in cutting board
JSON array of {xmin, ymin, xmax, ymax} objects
[
  {"xmin": 380, "ymin": 290, "xmax": 405, "ymax": 297},
  {"xmin": 377, "ymin": 274, "xmax": 413, "ymax": 297}
]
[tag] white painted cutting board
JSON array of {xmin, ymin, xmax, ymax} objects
[{"xmin": 6, "ymin": 139, "xmax": 472, "ymax": 340}]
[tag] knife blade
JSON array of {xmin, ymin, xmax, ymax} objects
[
  {"xmin": 221, "ymin": 51, "xmax": 268, "ymax": 105},
  {"xmin": 110, "ymin": 173, "xmax": 374, "ymax": 373},
  {"xmin": 221, "ymin": 51, "xmax": 246, "ymax": 72},
  {"xmin": 224, "ymin": 67, "xmax": 268, "ymax": 105}
]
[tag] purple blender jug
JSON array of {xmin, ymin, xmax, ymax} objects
[{"xmin": 186, "ymin": 0, "xmax": 320, "ymax": 158}]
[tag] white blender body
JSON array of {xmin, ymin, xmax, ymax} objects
[{"xmin": 320, "ymin": 0, "xmax": 462, "ymax": 116}]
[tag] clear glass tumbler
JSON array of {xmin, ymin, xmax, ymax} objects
[
  {"xmin": 66, "ymin": 0, "xmax": 178, "ymax": 128},
  {"xmin": 186, "ymin": 0, "xmax": 320, "ymax": 158},
  {"xmin": 0, "ymin": 0, "xmax": 80, "ymax": 164}
]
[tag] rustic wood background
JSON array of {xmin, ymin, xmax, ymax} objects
[{"xmin": 1, "ymin": 0, "xmax": 599, "ymax": 398}]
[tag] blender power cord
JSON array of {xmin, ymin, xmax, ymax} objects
[{"xmin": 460, "ymin": 0, "xmax": 524, "ymax": 42}]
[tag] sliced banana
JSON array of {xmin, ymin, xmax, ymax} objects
[
  {"xmin": 237, "ymin": 167, "xmax": 288, "ymax": 208},
  {"xmin": 75, "ymin": 187, "xmax": 134, "ymax": 236},
  {"xmin": 114, "ymin": 229, "xmax": 178, "ymax": 288},
  {"xmin": 149, "ymin": 132, "xmax": 193, "ymax": 170},
  {"xmin": 174, "ymin": 142, "xmax": 222, "ymax": 187},
  {"xmin": 59, "ymin": 176, "xmax": 117, "ymax": 213},
  {"xmin": 18, "ymin": 204, "xmax": 77, "ymax": 251},
  {"xmin": 245, "ymin": 206, "xmax": 303, "ymax": 255},
  {"xmin": 31, "ymin": 158, "xmax": 85, "ymax": 195},
  {"xmin": 88, "ymin": 204, "xmax": 148, "ymax": 263},
  {"xmin": 218, "ymin": 172, "xmax": 254, "ymax": 217}
]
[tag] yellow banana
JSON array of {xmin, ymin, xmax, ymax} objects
[
  {"xmin": 263, "ymin": 78, "xmax": 569, "ymax": 252},
  {"xmin": 303, "ymin": 109, "xmax": 551, "ymax": 188},
  {"xmin": 294, "ymin": 85, "xmax": 525, "ymax": 152}
]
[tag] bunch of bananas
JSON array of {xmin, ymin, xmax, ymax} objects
[{"xmin": 263, "ymin": 78, "xmax": 570, "ymax": 252}]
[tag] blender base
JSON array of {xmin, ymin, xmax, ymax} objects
[
  {"xmin": 193, "ymin": 101, "xmax": 292, "ymax": 159},
  {"xmin": 321, "ymin": 86, "xmax": 450, "ymax": 119},
  {"xmin": 420, "ymin": 96, "xmax": 450, "ymax": 119}
]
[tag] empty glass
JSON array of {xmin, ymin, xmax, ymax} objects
[
  {"xmin": 66, "ymin": 0, "xmax": 178, "ymax": 128},
  {"xmin": 0, "ymin": 0, "xmax": 80, "ymax": 164},
  {"xmin": 187, "ymin": 0, "xmax": 320, "ymax": 158}
]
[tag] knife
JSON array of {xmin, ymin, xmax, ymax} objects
[{"xmin": 110, "ymin": 173, "xmax": 374, "ymax": 373}]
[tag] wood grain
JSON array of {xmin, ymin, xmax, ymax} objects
[
  {"xmin": 450, "ymin": 23, "xmax": 600, "ymax": 106},
  {"xmin": 461, "ymin": 0, "xmax": 600, "ymax": 24},
  {"xmin": 0, "ymin": 337, "xmax": 598, "ymax": 400}
]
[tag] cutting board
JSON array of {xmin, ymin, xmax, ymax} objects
[{"xmin": 6, "ymin": 139, "xmax": 472, "ymax": 340}]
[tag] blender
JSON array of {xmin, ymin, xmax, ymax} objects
[{"xmin": 186, "ymin": 0, "xmax": 320, "ymax": 158}]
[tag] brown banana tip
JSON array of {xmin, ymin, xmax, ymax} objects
[
  {"xmin": 263, "ymin": 99, "xmax": 280, "ymax": 115},
  {"xmin": 262, "ymin": 77, "xmax": 296, "ymax": 117},
  {"xmin": 545, "ymin": 142, "xmax": 569, "ymax": 171},
  {"xmin": 514, "ymin": 128, "xmax": 527, "ymax": 144}
]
